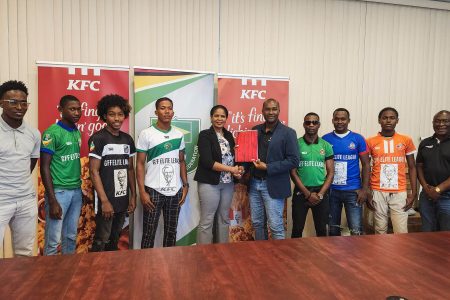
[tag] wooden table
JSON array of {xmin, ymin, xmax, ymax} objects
[{"xmin": 1, "ymin": 232, "xmax": 449, "ymax": 299}]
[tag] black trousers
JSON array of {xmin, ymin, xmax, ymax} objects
[{"xmin": 91, "ymin": 211, "xmax": 126, "ymax": 252}]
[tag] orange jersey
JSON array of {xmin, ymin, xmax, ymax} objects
[{"xmin": 367, "ymin": 133, "xmax": 416, "ymax": 192}]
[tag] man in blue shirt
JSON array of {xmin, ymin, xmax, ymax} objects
[{"xmin": 323, "ymin": 108, "xmax": 370, "ymax": 235}]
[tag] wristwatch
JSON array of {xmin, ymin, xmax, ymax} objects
[
  {"xmin": 435, "ymin": 187, "xmax": 441, "ymax": 194},
  {"xmin": 183, "ymin": 182, "xmax": 190, "ymax": 188},
  {"xmin": 317, "ymin": 193, "xmax": 324, "ymax": 200}
]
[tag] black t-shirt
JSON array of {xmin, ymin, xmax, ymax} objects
[
  {"xmin": 416, "ymin": 135, "xmax": 450, "ymax": 186},
  {"xmin": 253, "ymin": 122, "xmax": 278, "ymax": 178},
  {"xmin": 88, "ymin": 128, "xmax": 136, "ymax": 213}
]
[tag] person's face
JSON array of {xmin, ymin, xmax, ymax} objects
[
  {"xmin": 332, "ymin": 111, "xmax": 350, "ymax": 133},
  {"xmin": 378, "ymin": 110, "xmax": 398, "ymax": 131},
  {"xmin": 59, "ymin": 100, "xmax": 81, "ymax": 125},
  {"xmin": 118, "ymin": 171, "xmax": 126, "ymax": 184},
  {"xmin": 384, "ymin": 166, "xmax": 395, "ymax": 179},
  {"xmin": 262, "ymin": 101, "xmax": 280, "ymax": 124},
  {"xmin": 0, "ymin": 90, "xmax": 29, "ymax": 122},
  {"xmin": 211, "ymin": 108, "xmax": 227, "ymax": 130},
  {"xmin": 433, "ymin": 112, "xmax": 450, "ymax": 137},
  {"xmin": 105, "ymin": 106, "xmax": 125, "ymax": 131},
  {"xmin": 303, "ymin": 115, "xmax": 320, "ymax": 136},
  {"xmin": 155, "ymin": 100, "xmax": 174, "ymax": 124}
]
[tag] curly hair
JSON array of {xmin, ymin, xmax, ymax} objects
[
  {"xmin": 0, "ymin": 80, "xmax": 28, "ymax": 99},
  {"xmin": 97, "ymin": 94, "xmax": 131, "ymax": 122}
]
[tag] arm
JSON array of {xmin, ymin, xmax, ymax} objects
[
  {"xmin": 127, "ymin": 157, "xmax": 137, "ymax": 213},
  {"xmin": 417, "ymin": 162, "xmax": 447, "ymax": 201},
  {"xmin": 404, "ymin": 154, "xmax": 417, "ymax": 211},
  {"xmin": 357, "ymin": 153, "xmax": 370, "ymax": 204},
  {"xmin": 266, "ymin": 129, "xmax": 299, "ymax": 176},
  {"xmin": 136, "ymin": 152, "xmax": 154, "ymax": 211},
  {"xmin": 179, "ymin": 150, "xmax": 188, "ymax": 206},
  {"xmin": 319, "ymin": 158, "xmax": 334, "ymax": 196},
  {"xmin": 290, "ymin": 168, "xmax": 320, "ymax": 206},
  {"xmin": 31, "ymin": 158, "xmax": 38, "ymax": 173},
  {"xmin": 89, "ymin": 157, "xmax": 114, "ymax": 219},
  {"xmin": 40, "ymin": 152, "xmax": 62, "ymax": 220}
]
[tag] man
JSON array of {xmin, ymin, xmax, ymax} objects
[
  {"xmin": 249, "ymin": 98, "xmax": 299, "ymax": 240},
  {"xmin": 40, "ymin": 95, "xmax": 82, "ymax": 255},
  {"xmin": 0, "ymin": 80, "xmax": 40, "ymax": 256},
  {"xmin": 416, "ymin": 110, "xmax": 450, "ymax": 231},
  {"xmin": 136, "ymin": 97, "xmax": 188, "ymax": 248},
  {"xmin": 290, "ymin": 113, "xmax": 334, "ymax": 237},
  {"xmin": 323, "ymin": 108, "xmax": 370, "ymax": 236},
  {"xmin": 88, "ymin": 94, "xmax": 136, "ymax": 252},
  {"xmin": 366, "ymin": 107, "xmax": 417, "ymax": 234}
]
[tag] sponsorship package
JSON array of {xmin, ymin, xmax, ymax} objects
[
  {"xmin": 217, "ymin": 75, "xmax": 289, "ymax": 241},
  {"xmin": 37, "ymin": 63, "xmax": 130, "ymax": 253},
  {"xmin": 133, "ymin": 68, "xmax": 213, "ymax": 247}
]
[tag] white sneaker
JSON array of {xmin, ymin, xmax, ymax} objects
[{"xmin": 407, "ymin": 208, "xmax": 417, "ymax": 216}]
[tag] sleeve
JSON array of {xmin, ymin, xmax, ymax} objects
[
  {"xmin": 88, "ymin": 135, "xmax": 104, "ymax": 160},
  {"xmin": 197, "ymin": 131, "xmax": 215, "ymax": 170},
  {"xmin": 136, "ymin": 129, "xmax": 149, "ymax": 153},
  {"xmin": 129, "ymin": 135, "xmax": 136, "ymax": 157},
  {"xmin": 357, "ymin": 134, "xmax": 368, "ymax": 155},
  {"xmin": 40, "ymin": 128, "xmax": 56, "ymax": 155},
  {"xmin": 179, "ymin": 133, "xmax": 186, "ymax": 151},
  {"xmin": 416, "ymin": 140, "xmax": 425, "ymax": 163},
  {"xmin": 31, "ymin": 128, "xmax": 41, "ymax": 158},
  {"xmin": 405, "ymin": 136, "xmax": 417, "ymax": 156},
  {"xmin": 324, "ymin": 140, "xmax": 334, "ymax": 160}
]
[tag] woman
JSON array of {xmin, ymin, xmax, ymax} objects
[{"xmin": 194, "ymin": 105, "xmax": 242, "ymax": 244}]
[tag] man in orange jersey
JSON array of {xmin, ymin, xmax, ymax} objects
[{"xmin": 366, "ymin": 107, "xmax": 417, "ymax": 234}]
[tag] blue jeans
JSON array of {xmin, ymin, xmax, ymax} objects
[
  {"xmin": 329, "ymin": 189, "xmax": 363, "ymax": 236},
  {"xmin": 249, "ymin": 178, "xmax": 285, "ymax": 240},
  {"xmin": 419, "ymin": 191, "xmax": 450, "ymax": 232},
  {"xmin": 44, "ymin": 188, "xmax": 82, "ymax": 255}
]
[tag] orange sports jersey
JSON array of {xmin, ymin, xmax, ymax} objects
[{"xmin": 367, "ymin": 132, "xmax": 416, "ymax": 192}]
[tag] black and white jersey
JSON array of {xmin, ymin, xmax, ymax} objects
[{"xmin": 88, "ymin": 128, "xmax": 136, "ymax": 213}]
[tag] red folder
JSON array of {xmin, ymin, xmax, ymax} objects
[{"xmin": 235, "ymin": 130, "xmax": 258, "ymax": 162}]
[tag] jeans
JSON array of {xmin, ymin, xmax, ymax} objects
[
  {"xmin": 291, "ymin": 187, "xmax": 330, "ymax": 237},
  {"xmin": 419, "ymin": 191, "xmax": 450, "ymax": 232},
  {"xmin": 0, "ymin": 195, "xmax": 37, "ymax": 256},
  {"xmin": 44, "ymin": 188, "xmax": 82, "ymax": 255},
  {"xmin": 329, "ymin": 189, "xmax": 363, "ymax": 236},
  {"xmin": 249, "ymin": 178, "xmax": 285, "ymax": 240},
  {"xmin": 197, "ymin": 182, "xmax": 234, "ymax": 244},
  {"xmin": 91, "ymin": 211, "xmax": 126, "ymax": 252}
]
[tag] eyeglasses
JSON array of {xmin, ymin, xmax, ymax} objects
[
  {"xmin": 304, "ymin": 120, "xmax": 320, "ymax": 125},
  {"xmin": 2, "ymin": 99, "xmax": 31, "ymax": 108}
]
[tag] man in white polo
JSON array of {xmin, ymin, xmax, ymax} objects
[{"xmin": 0, "ymin": 80, "xmax": 41, "ymax": 256}]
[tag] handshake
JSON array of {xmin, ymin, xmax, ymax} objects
[{"xmin": 230, "ymin": 165, "xmax": 245, "ymax": 179}]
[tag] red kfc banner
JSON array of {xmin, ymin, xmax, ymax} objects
[
  {"xmin": 218, "ymin": 74, "xmax": 289, "ymax": 241},
  {"xmin": 37, "ymin": 62, "xmax": 130, "ymax": 254}
]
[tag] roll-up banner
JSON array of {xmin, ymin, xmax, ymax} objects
[
  {"xmin": 37, "ymin": 62, "xmax": 130, "ymax": 253},
  {"xmin": 133, "ymin": 67, "xmax": 214, "ymax": 247},
  {"xmin": 217, "ymin": 74, "xmax": 289, "ymax": 241}
]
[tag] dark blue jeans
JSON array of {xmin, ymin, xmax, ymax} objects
[
  {"xmin": 329, "ymin": 189, "xmax": 363, "ymax": 236},
  {"xmin": 419, "ymin": 191, "xmax": 450, "ymax": 232}
]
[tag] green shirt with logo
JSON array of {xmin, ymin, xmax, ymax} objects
[
  {"xmin": 296, "ymin": 137, "xmax": 334, "ymax": 187},
  {"xmin": 41, "ymin": 121, "xmax": 82, "ymax": 189}
]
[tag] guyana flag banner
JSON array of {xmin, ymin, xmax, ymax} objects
[{"xmin": 133, "ymin": 67, "xmax": 214, "ymax": 247}]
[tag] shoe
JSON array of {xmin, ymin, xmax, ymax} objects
[{"xmin": 407, "ymin": 208, "xmax": 417, "ymax": 216}]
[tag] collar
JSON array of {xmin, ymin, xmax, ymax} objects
[
  {"xmin": 303, "ymin": 135, "xmax": 319, "ymax": 145},
  {"xmin": 377, "ymin": 131, "xmax": 396, "ymax": 139},
  {"xmin": 260, "ymin": 120, "xmax": 280, "ymax": 134},
  {"xmin": 57, "ymin": 120, "xmax": 78, "ymax": 132},
  {"xmin": 333, "ymin": 130, "xmax": 351, "ymax": 138},
  {"xmin": 0, "ymin": 115, "xmax": 25, "ymax": 133},
  {"xmin": 432, "ymin": 133, "xmax": 450, "ymax": 144}
]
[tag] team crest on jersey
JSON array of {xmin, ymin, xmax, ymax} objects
[
  {"xmin": 396, "ymin": 143, "xmax": 404, "ymax": 150},
  {"xmin": 124, "ymin": 145, "xmax": 130, "ymax": 154},
  {"xmin": 164, "ymin": 142, "xmax": 173, "ymax": 150},
  {"xmin": 89, "ymin": 141, "xmax": 95, "ymax": 152},
  {"xmin": 348, "ymin": 142, "xmax": 356, "ymax": 150},
  {"xmin": 42, "ymin": 134, "xmax": 52, "ymax": 146},
  {"xmin": 320, "ymin": 149, "xmax": 325, "ymax": 155}
]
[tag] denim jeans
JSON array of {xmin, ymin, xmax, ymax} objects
[
  {"xmin": 291, "ymin": 187, "xmax": 329, "ymax": 237},
  {"xmin": 329, "ymin": 189, "xmax": 363, "ymax": 236},
  {"xmin": 249, "ymin": 178, "xmax": 285, "ymax": 240},
  {"xmin": 419, "ymin": 191, "xmax": 450, "ymax": 232},
  {"xmin": 91, "ymin": 211, "xmax": 126, "ymax": 252},
  {"xmin": 44, "ymin": 188, "xmax": 82, "ymax": 255}
]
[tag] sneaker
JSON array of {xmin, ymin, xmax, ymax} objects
[{"xmin": 407, "ymin": 208, "xmax": 417, "ymax": 216}]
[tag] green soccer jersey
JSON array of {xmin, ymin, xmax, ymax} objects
[
  {"xmin": 41, "ymin": 121, "xmax": 82, "ymax": 189},
  {"xmin": 296, "ymin": 137, "xmax": 334, "ymax": 187}
]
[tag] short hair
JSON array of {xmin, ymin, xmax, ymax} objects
[
  {"xmin": 155, "ymin": 97, "xmax": 173, "ymax": 109},
  {"xmin": 210, "ymin": 105, "xmax": 229, "ymax": 118},
  {"xmin": 434, "ymin": 110, "xmax": 450, "ymax": 119},
  {"xmin": 378, "ymin": 107, "xmax": 398, "ymax": 119},
  {"xmin": 0, "ymin": 80, "xmax": 28, "ymax": 99},
  {"xmin": 304, "ymin": 112, "xmax": 320, "ymax": 120},
  {"xmin": 333, "ymin": 108, "xmax": 350, "ymax": 119},
  {"xmin": 263, "ymin": 98, "xmax": 279, "ymax": 108},
  {"xmin": 97, "ymin": 94, "xmax": 131, "ymax": 122},
  {"xmin": 59, "ymin": 95, "xmax": 80, "ymax": 108}
]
